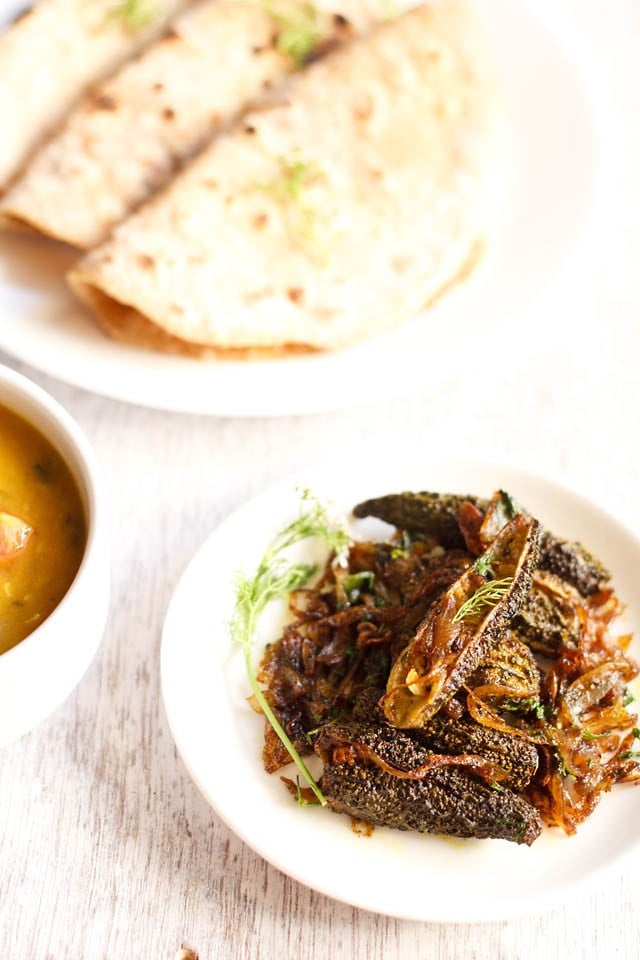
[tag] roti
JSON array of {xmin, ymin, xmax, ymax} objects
[
  {"xmin": 0, "ymin": 0, "xmax": 383, "ymax": 247},
  {"xmin": 68, "ymin": 1, "xmax": 505, "ymax": 354},
  {"xmin": 0, "ymin": 0, "xmax": 188, "ymax": 191}
]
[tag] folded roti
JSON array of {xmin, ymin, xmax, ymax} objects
[
  {"xmin": 69, "ymin": 1, "xmax": 504, "ymax": 355},
  {"xmin": 0, "ymin": 0, "xmax": 189, "ymax": 191},
  {"xmin": 1, "ymin": 0, "xmax": 383, "ymax": 247}
]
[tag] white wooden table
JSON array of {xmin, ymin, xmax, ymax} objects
[{"xmin": 1, "ymin": 1, "xmax": 640, "ymax": 956}]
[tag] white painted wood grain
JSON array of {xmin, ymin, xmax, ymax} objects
[{"xmin": 1, "ymin": 0, "xmax": 640, "ymax": 956}]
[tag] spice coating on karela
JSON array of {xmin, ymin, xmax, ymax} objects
[
  {"xmin": 383, "ymin": 515, "xmax": 541, "ymax": 727},
  {"xmin": 320, "ymin": 754, "xmax": 542, "ymax": 844},
  {"xmin": 353, "ymin": 491, "xmax": 484, "ymax": 548},
  {"xmin": 416, "ymin": 714, "xmax": 539, "ymax": 791},
  {"xmin": 349, "ymin": 686, "xmax": 539, "ymax": 791},
  {"xmin": 352, "ymin": 490, "xmax": 610, "ymax": 596}
]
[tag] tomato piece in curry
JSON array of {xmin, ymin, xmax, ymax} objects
[{"xmin": 0, "ymin": 404, "xmax": 86, "ymax": 655}]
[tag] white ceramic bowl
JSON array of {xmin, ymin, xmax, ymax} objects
[{"xmin": 0, "ymin": 364, "xmax": 109, "ymax": 747}]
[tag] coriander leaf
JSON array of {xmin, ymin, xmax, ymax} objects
[
  {"xmin": 472, "ymin": 553, "xmax": 495, "ymax": 577},
  {"xmin": 343, "ymin": 570, "xmax": 375, "ymax": 603},
  {"xmin": 265, "ymin": 1, "xmax": 320, "ymax": 64},
  {"xmin": 256, "ymin": 152, "xmax": 327, "ymax": 258},
  {"xmin": 105, "ymin": 0, "xmax": 159, "ymax": 30},
  {"xmin": 391, "ymin": 530, "xmax": 412, "ymax": 559}
]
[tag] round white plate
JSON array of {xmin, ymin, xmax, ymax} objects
[
  {"xmin": 161, "ymin": 460, "xmax": 640, "ymax": 922},
  {"xmin": 0, "ymin": 0, "xmax": 599, "ymax": 416}
]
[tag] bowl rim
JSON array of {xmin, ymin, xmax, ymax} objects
[{"xmin": 0, "ymin": 362, "xmax": 106, "ymax": 666}]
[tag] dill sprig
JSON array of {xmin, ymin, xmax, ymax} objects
[
  {"xmin": 452, "ymin": 577, "xmax": 514, "ymax": 623},
  {"xmin": 257, "ymin": 152, "xmax": 327, "ymax": 258},
  {"xmin": 230, "ymin": 490, "xmax": 349, "ymax": 806},
  {"xmin": 105, "ymin": 0, "xmax": 159, "ymax": 31},
  {"xmin": 294, "ymin": 775, "xmax": 322, "ymax": 806}
]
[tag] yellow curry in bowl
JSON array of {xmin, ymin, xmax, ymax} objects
[{"xmin": 0, "ymin": 403, "xmax": 86, "ymax": 655}]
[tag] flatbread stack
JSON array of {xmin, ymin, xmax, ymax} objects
[
  {"xmin": 1, "ymin": 0, "xmax": 504, "ymax": 356},
  {"xmin": 0, "ymin": 0, "xmax": 188, "ymax": 190},
  {"xmin": 0, "ymin": 0, "xmax": 380, "ymax": 247}
]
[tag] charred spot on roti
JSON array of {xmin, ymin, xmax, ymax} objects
[
  {"xmin": 253, "ymin": 213, "xmax": 268, "ymax": 229},
  {"xmin": 162, "ymin": 107, "xmax": 175, "ymax": 122},
  {"xmin": 353, "ymin": 96, "xmax": 373, "ymax": 121},
  {"xmin": 287, "ymin": 287, "xmax": 304, "ymax": 304},
  {"xmin": 91, "ymin": 93, "xmax": 118, "ymax": 111},
  {"xmin": 136, "ymin": 253, "xmax": 155, "ymax": 270}
]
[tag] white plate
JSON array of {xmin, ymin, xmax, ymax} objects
[
  {"xmin": 161, "ymin": 459, "xmax": 640, "ymax": 922},
  {"xmin": 0, "ymin": 0, "xmax": 598, "ymax": 416}
]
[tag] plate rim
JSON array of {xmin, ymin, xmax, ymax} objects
[
  {"xmin": 161, "ymin": 457, "xmax": 640, "ymax": 922},
  {"xmin": 0, "ymin": 0, "xmax": 602, "ymax": 416}
]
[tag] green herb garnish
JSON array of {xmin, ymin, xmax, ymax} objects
[
  {"xmin": 633, "ymin": 727, "xmax": 640, "ymax": 740},
  {"xmin": 501, "ymin": 490, "xmax": 522, "ymax": 520},
  {"xmin": 472, "ymin": 553, "xmax": 495, "ymax": 577},
  {"xmin": 582, "ymin": 730, "xmax": 605, "ymax": 741},
  {"xmin": 391, "ymin": 530, "xmax": 412, "ymax": 560},
  {"xmin": 343, "ymin": 570, "xmax": 375, "ymax": 603},
  {"xmin": 557, "ymin": 755, "xmax": 576, "ymax": 780},
  {"xmin": 623, "ymin": 689, "xmax": 635, "ymax": 707},
  {"xmin": 293, "ymin": 775, "xmax": 322, "ymax": 806},
  {"xmin": 264, "ymin": 0, "xmax": 320, "ymax": 64},
  {"xmin": 452, "ymin": 577, "xmax": 514, "ymax": 623},
  {"xmin": 304, "ymin": 724, "xmax": 325, "ymax": 745},
  {"xmin": 257, "ymin": 152, "xmax": 326, "ymax": 257},
  {"xmin": 501, "ymin": 697, "xmax": 546, "ymax": 719},
  {"xmin": 230, "ymin": 490, "xmax": 348, "ymax": 805},
  {"xmin": 105, "ymin": 0, "xmax": 159, "ymax": 31}
]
